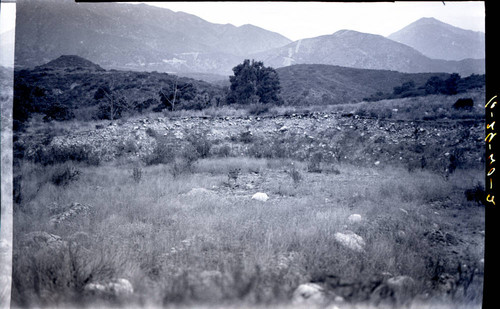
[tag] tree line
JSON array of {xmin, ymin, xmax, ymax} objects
[
  {"xmin": 12, "ymin": 59, "xmax": 283, "ymax": 129},
  {"xmin": 365, "ymin": 73, "xmax": 485, "ymax": 101}
]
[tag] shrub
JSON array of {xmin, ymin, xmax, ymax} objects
[
  {"xmin": 33, "ymin": 144, "xmax": 100, "ymax": 166},
  {"xmin": 286, "ymin": 166, "xmax": 302, "ymax": 186},
  {"xmin": 50, "ymin": 163, "xmax": 81, "ymax": 186},
  {"xmin": 144, "ymin": 137, "xmax": 175, "ymax": 166},
  {"xmin": 464, "ymin": 182, "xmax": 485, "ymax": 205},
  {"xmin": 185, "ymin": 130, "xmax": 212, "ymax": 159},
  {"xmin": 307, "ymin": 152, "xmax": 323, "ymax": 173},
  {"xmin": 132, "ymin": 166, "xmax": 143, "ymax": 183}
]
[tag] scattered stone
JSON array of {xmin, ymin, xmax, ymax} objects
[
  {"xmin": 334, "ymin": 231, "xmax": 365, "ymax": 252},
  {"xmin": 347, "ymin": 214, "xmax": 363, "ymax": 223},
  {"xmin": 84, "ymin": 278, "xmax": 134, "ymax": 297},
  {"xmin": 184, "ymin": 187, "xmax": 214, "ymax": 197},
  {"xmin": 387, "ymin": 275, "xmax": 415, "ymax": 291},
  {"xmin": 252, "ymin": 192, "xmax": 269, "ymax": 202},
  {"xmin": 292, "ymin": 283, "xmax": 326, "ymax": 305},
  {"xmin": 21, "ymin": 232, "xmax": 67, "ymax": 251},
  {"xmin": 49, "ymin": 202, "xmax": 93, "ymax": 226},
  {"xmin": 374, "ymin": 161, "xmax": 380, "ymax": 165}
]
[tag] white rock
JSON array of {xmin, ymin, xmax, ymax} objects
[
  {"xmin": 374, "ymin": 161, "xmax": 380, "ymax": 165},
  {"xmin": 85, "ymin": 278, "xmax": 134, "ymax": 296},
  {"xmin": 252, "ymin": 192, "xmax": 269, "ymax": 202},
  {"xmin": 347, "ymin": 214, "xmax": 362, "ymax": 223},
  {"xmin": 185, "ymin": 188, "xmax": 213, "ymax": 197},
  {"xmin": 334, "ymin": 231, "xmax": 365, "ymax": 252},
  {"xmin": 292, "ymin": 283, "xmax": 326, "ymax": 305}
]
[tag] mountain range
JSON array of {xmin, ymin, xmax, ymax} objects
[
  {"xmin": 13, "ymin": 0, "xmax": 291, "ymax": 75},
  {"xmin": 252, "ymin": 29, "xmax": 484, "ymax": 76},
  {"xmin": 12, "ymin": 0, "xmax": 485, "ymax": 78},
  {"xmin": 388, "ymin": 17, "xmax": 485, "ymax": 61}
]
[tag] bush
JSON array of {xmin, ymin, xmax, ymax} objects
[
  {"xmin": 50, "ymin": 163, "xmax": 81, "ymax": 186},
  {"xmin": 464, "ymin": 182, "xmax": 485, "ymax": 205},
  {"xmin": 131, "ymin": 166, "xmax": 143, "ymax": 183},
  {"xmin": 307, "ymin": 152, "xmax": 323, "ymax": 173},
  {"xmin": 33, "ymin": 144, "xmax": 100, "ymax": 166},
  {"xmin": 144, "ymin": 137, "xmax": 175, "ymax": 166},
  {"xmin": 185, "ymin": 130, "xmax": 212, "ymax": 159}
]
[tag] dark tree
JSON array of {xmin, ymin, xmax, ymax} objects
[
  {"xmin": 43, "ymin": 101, "xmax": 74, "ymax": 121},
  {"xmin": 94, "ymin": 83, "xmax": 130, "ymax": 120},
  {"xmin": 425, "ymin": 76, "xmax": 446, "ymax": 95},
  {"xmin": 158, "ymin": 78, "xmax": 196, "ymax": 111},
  {"xmin": 227, "ymin": 59, "xmax": 282, "ymax": 105},
  {"xmin": 393, "ymin": 80, "xmax": 416, "ymax": 95},
  {"xmin": 444, "ymin": 73, "xmax": 461, "ymax": 95}
]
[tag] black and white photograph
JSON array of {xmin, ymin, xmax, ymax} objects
[{"xmin": 0, "ymin": 1, "xmax": 490, "ymax": 308}]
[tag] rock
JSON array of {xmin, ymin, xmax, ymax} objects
[
  {"xmin": 374, "ymin": 161, "xmax": 380, "ymax": 165},
  {"xmin": 184, "ymin": 188, "xmax": 214, "ymax": 197},
  {"xmin": 21, "ymin": 232, "xmax": 67, "ymax": 251},
  {"xmin": 49, "ymin": 202, "xmax": 93, "ymax": 226},
  {"xmin": 292, "ymin": 283, "xmax": 326, "ymax": 305},
  {"xmin": 84, "ymin": 278, "xmax": 134, "ymax": 297},
  {"xmin": 334, "ymin": 231, "xmax": 365, "ymax": 252},
  {"xmin": 347, "ymin": 214, "xmax": 363, "ymax": 223},
  {"xmin": 252, "ymin": 192, "xmax": 269, "ymax": 202},
  {"xmin": 387, "ymin": 275, "xmax": 415, "ymax": 291}
]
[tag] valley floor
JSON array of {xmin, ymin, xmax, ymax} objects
[
  {"xmin": 11, "ymin": 93, "xmax": 486, "ymax": 308},
  {"xmin": 12, "ymin": 157, "xmax": 485, "ymax": 308}
]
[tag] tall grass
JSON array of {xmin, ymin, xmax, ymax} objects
[{"xmin": 12, "ymin": 157, "xmax": 484, "ymax": 308}]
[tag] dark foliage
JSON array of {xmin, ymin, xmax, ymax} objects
[
  {"xmin": 365, "ymin": 73, "xmax": 484, "ymax": 101},
  {"xmin": 453, "ymin": 98, "xmax": 474, "ymax": 110},
  {"xmin": 13, "ymin": 62, "xmax": 226, "ymax": 126},
  {"xmin": 464, "ymin": 182, "xmax": 485, "ymax": 205},
  {"xmin": 227, "ymin": 59, "xmax": 283, "ymax": 105}
]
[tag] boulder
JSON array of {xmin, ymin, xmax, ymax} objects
[
  {"xmin": 453, "ymin": 98, "xmax": 474, "ymax": 110},
  {"xmin": 347, "ymin": 214, "xmax": 363, "ymax": 223},
  {"xmin": 292, "ymin": 283, "xmax": 326, "ymax": 305},
  {"xmin": 21, "ymin": 232, "xmax": 67, "ymax": 251},
  {"xmin": 334, "ymin": 231, "xmax": 365, "ymax": 252},
  {"xmin": 84, "ymin": 278, "xmax": 134, "ymax": 297},
  {"xmin": 49, "ymin": 202, "xmax": 93, "ymax": 226},
  {"xmin": 252, "ymin": 192, "xmax": 269, "ymax": 202},
  {"xmin": 184, "ymin": 188, "xmax": 214, "ymax": 197}
]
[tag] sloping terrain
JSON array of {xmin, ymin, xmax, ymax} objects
[
  {"xmin": 252, "ymin": 30, "xmax": 484, "ymax": 76},
  {"xmin": 388, "ymin": 17, "xmax": 485, "ymax": 61},
  {"xmin": 276, "ymin": 64, "xmax": 451, "ymax": 105},
  {"xmin": 14, "ymin": 0, "xmax": 291, "ymax": 75}
]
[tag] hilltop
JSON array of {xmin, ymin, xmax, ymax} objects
[
  {"xmin": 388, "ymin": 17, "xmax": 485, "ymax": 61},
  {"xmin": 35, "ymin": 55, "xmax": 105, "ymax": 72}
]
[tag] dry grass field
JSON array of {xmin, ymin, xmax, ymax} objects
[{"xmin": 12, "ymin": 147, "xmax": 485, "ymax": 308}]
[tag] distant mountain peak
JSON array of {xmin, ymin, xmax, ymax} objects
[
  {"xmin": 414, "ymin": 17, "xmax": 442, "ymax": 24},
  {"xmin": 35, "ymin": 55, "xmax": 105, "ymax": 71},
  {"xmin": 388, "ymin": 17, "xmax": 485, "ymax": 61}
]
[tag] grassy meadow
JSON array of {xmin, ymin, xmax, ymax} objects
[{"xmin": 12, "ymin": 152, "xmax": 485, "ymax": 308}]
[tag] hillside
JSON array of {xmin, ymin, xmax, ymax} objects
[
  {"xmin": 276, "ymin": 64, "xmax": 451, "ymax": 105},
  {"xmin": 13, "ymin": 57, "xmax": 226, "ymax": 125},
  {"xmin": 14, "ymin": 0, "xmax": 291, "ymax": 75},
  {"xmin": 388, "ymin": 17, "xmax": 485, "ymax": 61},
  {"xmin": 35, "ymin": 55, "xmax": 105, "ymax": 72},
  {"xmin": 252, "ymin": 30, "xmax": 484, "ymax": 76}
]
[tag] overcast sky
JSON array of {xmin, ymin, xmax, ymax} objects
[
  {"xmin": 142, "ymin": 1, "xmax": 485, "ymax": 41},
  {"xmin": 0, "ymin": 1, "xmax": 486, "ymax": 40}
]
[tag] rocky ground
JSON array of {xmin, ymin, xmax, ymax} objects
[
  {"xmin": 20, "ymin": 110, "xmax": 484, "ymax": 173},
  {"xmin": 12, "ymin": 108, "xmax": 486, "ymax": 308}
]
